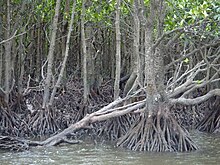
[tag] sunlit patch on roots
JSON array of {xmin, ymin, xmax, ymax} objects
[{"xmin": 117, "ymin": 103, "xmax": 198, "ymax": 152}]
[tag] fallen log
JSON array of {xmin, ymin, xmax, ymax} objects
[
  {"xmin": 26, "ymin": 92, "xmax": 198, "ymax": 152},
  {"xmin": 30, "ymin": 97, "xmax": 145, "ymax": 146},
  {"xmin": 1, "ymin": 90, "xmax": 198, "ymax": 152}
]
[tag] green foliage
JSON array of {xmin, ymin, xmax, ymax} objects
[
  {"xmin": 196, "ymin": 80, "xmax": 203, "ymax": 84},
  {"xmin": 33, "ymin": 0, "xmax": 123, "ymax": 27},
  {"xmin": 84, "ymin": 0, "xmax": 115, "ymax": 27},
  {"xmin": 12, "ymin": 0, "xmax": 21, "ymax": 3},
  {"xmin": 35, "ymin": 0, "xmax": 56, "ymax": 21},
  {"xmin": 183, "ymin": 58, "xmax": 189, "ymax": 63},
  {"xmin": 164, "ymin": 0, "xmax": 220, "ymax": 46},
  {"xmin": 165, "ymin": 0, "xmax": 220, "ymax": 30},
  {"xmin": 32, "ymin": 0, "xmax": 219, "ymax": 37},
  {"xmin": 85, "ymin": 0, "xmax": 131, "ymax": 27}
]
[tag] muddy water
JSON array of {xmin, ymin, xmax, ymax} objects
[{"xmin": 0, "ymin": 131, "xmax": 220, "ymax": 165}]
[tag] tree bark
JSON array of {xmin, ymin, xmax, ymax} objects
[
  {"xmin": 114, "ymin": 0, "xmax": 121, "ymax": 100},
  {"xmin": 0, "ymin": 4, "xmax": 3, "ymax": 86},
  {"xmin": 170, "ymin": 89, "xmax": 220, "ymax": 105},
  {"xmin": 123, "ymin": 0, "xmax": 141, "ymax": 96},
  {"xmin": 144, "ymin": 0, "xmax": 158, "ymax": 115},
  {"xmin": 17, "ymin": 35, "xmax": 25, "ymax": 96},
  {"xmin": 49, "ymin": 1, "xmax": 76, "ymax": 106},
  {"xmin": 42, "ymin": 0, "xmax": 61, "ymax": 108},
  {"xmin": 81, "ymin": 0, "xmax": 89, "ymax": 104},
  {"xmin": 4, "ymin": 0, "xmax": 12, "ymax": 104}
]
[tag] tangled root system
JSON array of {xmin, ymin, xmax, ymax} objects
[
  {"xmin": 117, "ymin": 104, "xmax": 198, "ymax": 152},
  {"xmin": 197, "ymin": 98, "xmax": 220, "ymax": 133}
]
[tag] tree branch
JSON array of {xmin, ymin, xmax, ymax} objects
[
  {"xmin": 165, "ymin": 41, "xmax": 220, "ymax": 70},
  {"xmin": 153, "ymin": 27, "xmax": 184, "ymax": 49},
  {"xmin": 170, "ymin": 89, "xmax": 220, "ymax": 105}
]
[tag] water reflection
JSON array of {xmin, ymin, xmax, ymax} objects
[{"xmin": 0, "ymin": 131, "xmax": 220, "ymax": 165}]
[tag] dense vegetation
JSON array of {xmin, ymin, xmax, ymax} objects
[{"xmin": 0, "ymin": 0, "xmax": 219, "ymax": 152}]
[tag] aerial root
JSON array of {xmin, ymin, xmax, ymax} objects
[
  {"xmin": 0, "ymin": 95, "xmax": 198, "ymax": 152},
  {"xmin": 197, "ymin": 101, "xmax": 220, "ymax": 133},
  {"xmin": 97, "ymin": 114, "xmax": 136, "ymax": 141},
  {"xmin": 28, "ymin": 108, "xmax": 60, "ymax": 137},
  {"xmin": 30, "ymin": 97, "xmax": 145, "ymax": 146},
  {"xmin": 0, "ymin": 107, "xmax": 20, "ymax": 136},
  {"xmin": 0, "ymin": 136, "xmax": 29, "ymax": 151},
  {"xmin": 117, "ymin": 104, "xmax": 198, "ymax": 152}
]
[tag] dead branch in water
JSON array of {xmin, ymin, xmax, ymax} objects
[{"xmin": 30, "ymin": 97, "xmax": 145, "ymax": 146}]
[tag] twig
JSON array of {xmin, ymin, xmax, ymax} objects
[
  {"xmin": 0, "ymin": 31, "xmax": 26, "ymax": 45},
  {"xmin": 165, "ymin": 41, "xmax": 220, "ymax": 70}
]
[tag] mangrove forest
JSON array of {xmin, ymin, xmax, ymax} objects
[{"xmin": 0, "ymin": 0, "xmax": 220, "ymax": 153}]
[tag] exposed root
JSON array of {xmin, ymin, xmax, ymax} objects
[
  {"xmin": 97, "ymin": 114, "xmax": 136, "ymax": 141},
  {"xmin": 97, "ymin": 96, "xmax": 145, "ymax": 141},
  {"xmin": 31, "ymin": 98, "xmax": 145, "ymax": 146},
  {"xmin": 0, "ymin": 80, "xmax": 203, "ymax": 153},
  {"xmin": 197, "ymin": 98, "xmax": 220, "ymax": 133},
  {"xmin": 0, "ymin": 136, "xmax": 29, "ymax": 151},
  {"xmin": 0, "ymin": 79, "xmax": 113, "ymax": 140},
  {"xmin": 0, "ymin": 107, "xmax": 21, "ymax": 136},
  {"xmin": 117, "ymin": 103, "xmax": 198, "ymax": 152},
  {"xmin": 29, "ymin": 98, "xmax": 198, "ymax": 153},
  {"xmin": 171, "ymin": 103, "xmax": 207, "ymax": 129},
  {"xmin": 28, "ymin": 108, "xmax": 60, "ymax": 137}
]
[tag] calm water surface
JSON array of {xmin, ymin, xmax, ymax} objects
[{"xmin": 0, "ymin": 131, "xmax": 220, "ymax": 165}]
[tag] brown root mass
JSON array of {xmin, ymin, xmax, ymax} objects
[
  {"xmin": 0, "ymin": 79, "xmax": 215, "ymax": 152},
  {"xmin": 117, "ymin": 103, "xmax": 198, "ymax": 152},
  {"xmin": 0, "ymin": 136, "xmax": 29, "ymax": 151},
  {"xmin": 97, "ymin": 114, "xmax": 136, "ymax": 141},
  {"xmin": 171, "ymin": 102, "xmax": 208, "ymax": 130},
  {"xmin": 28, "ymin": 108, "xmax": 60, "ymax": 136},
  {"xmin": 197, "ymin": 97, "xmax": 220, "ymax": 133},
  {"xmin": 24, "ymin": 98, "xmax": 198, "ymax": 152},
  {"xmin": 0, "ymin": 107, "xmax": 21, "ymax": 136}
]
